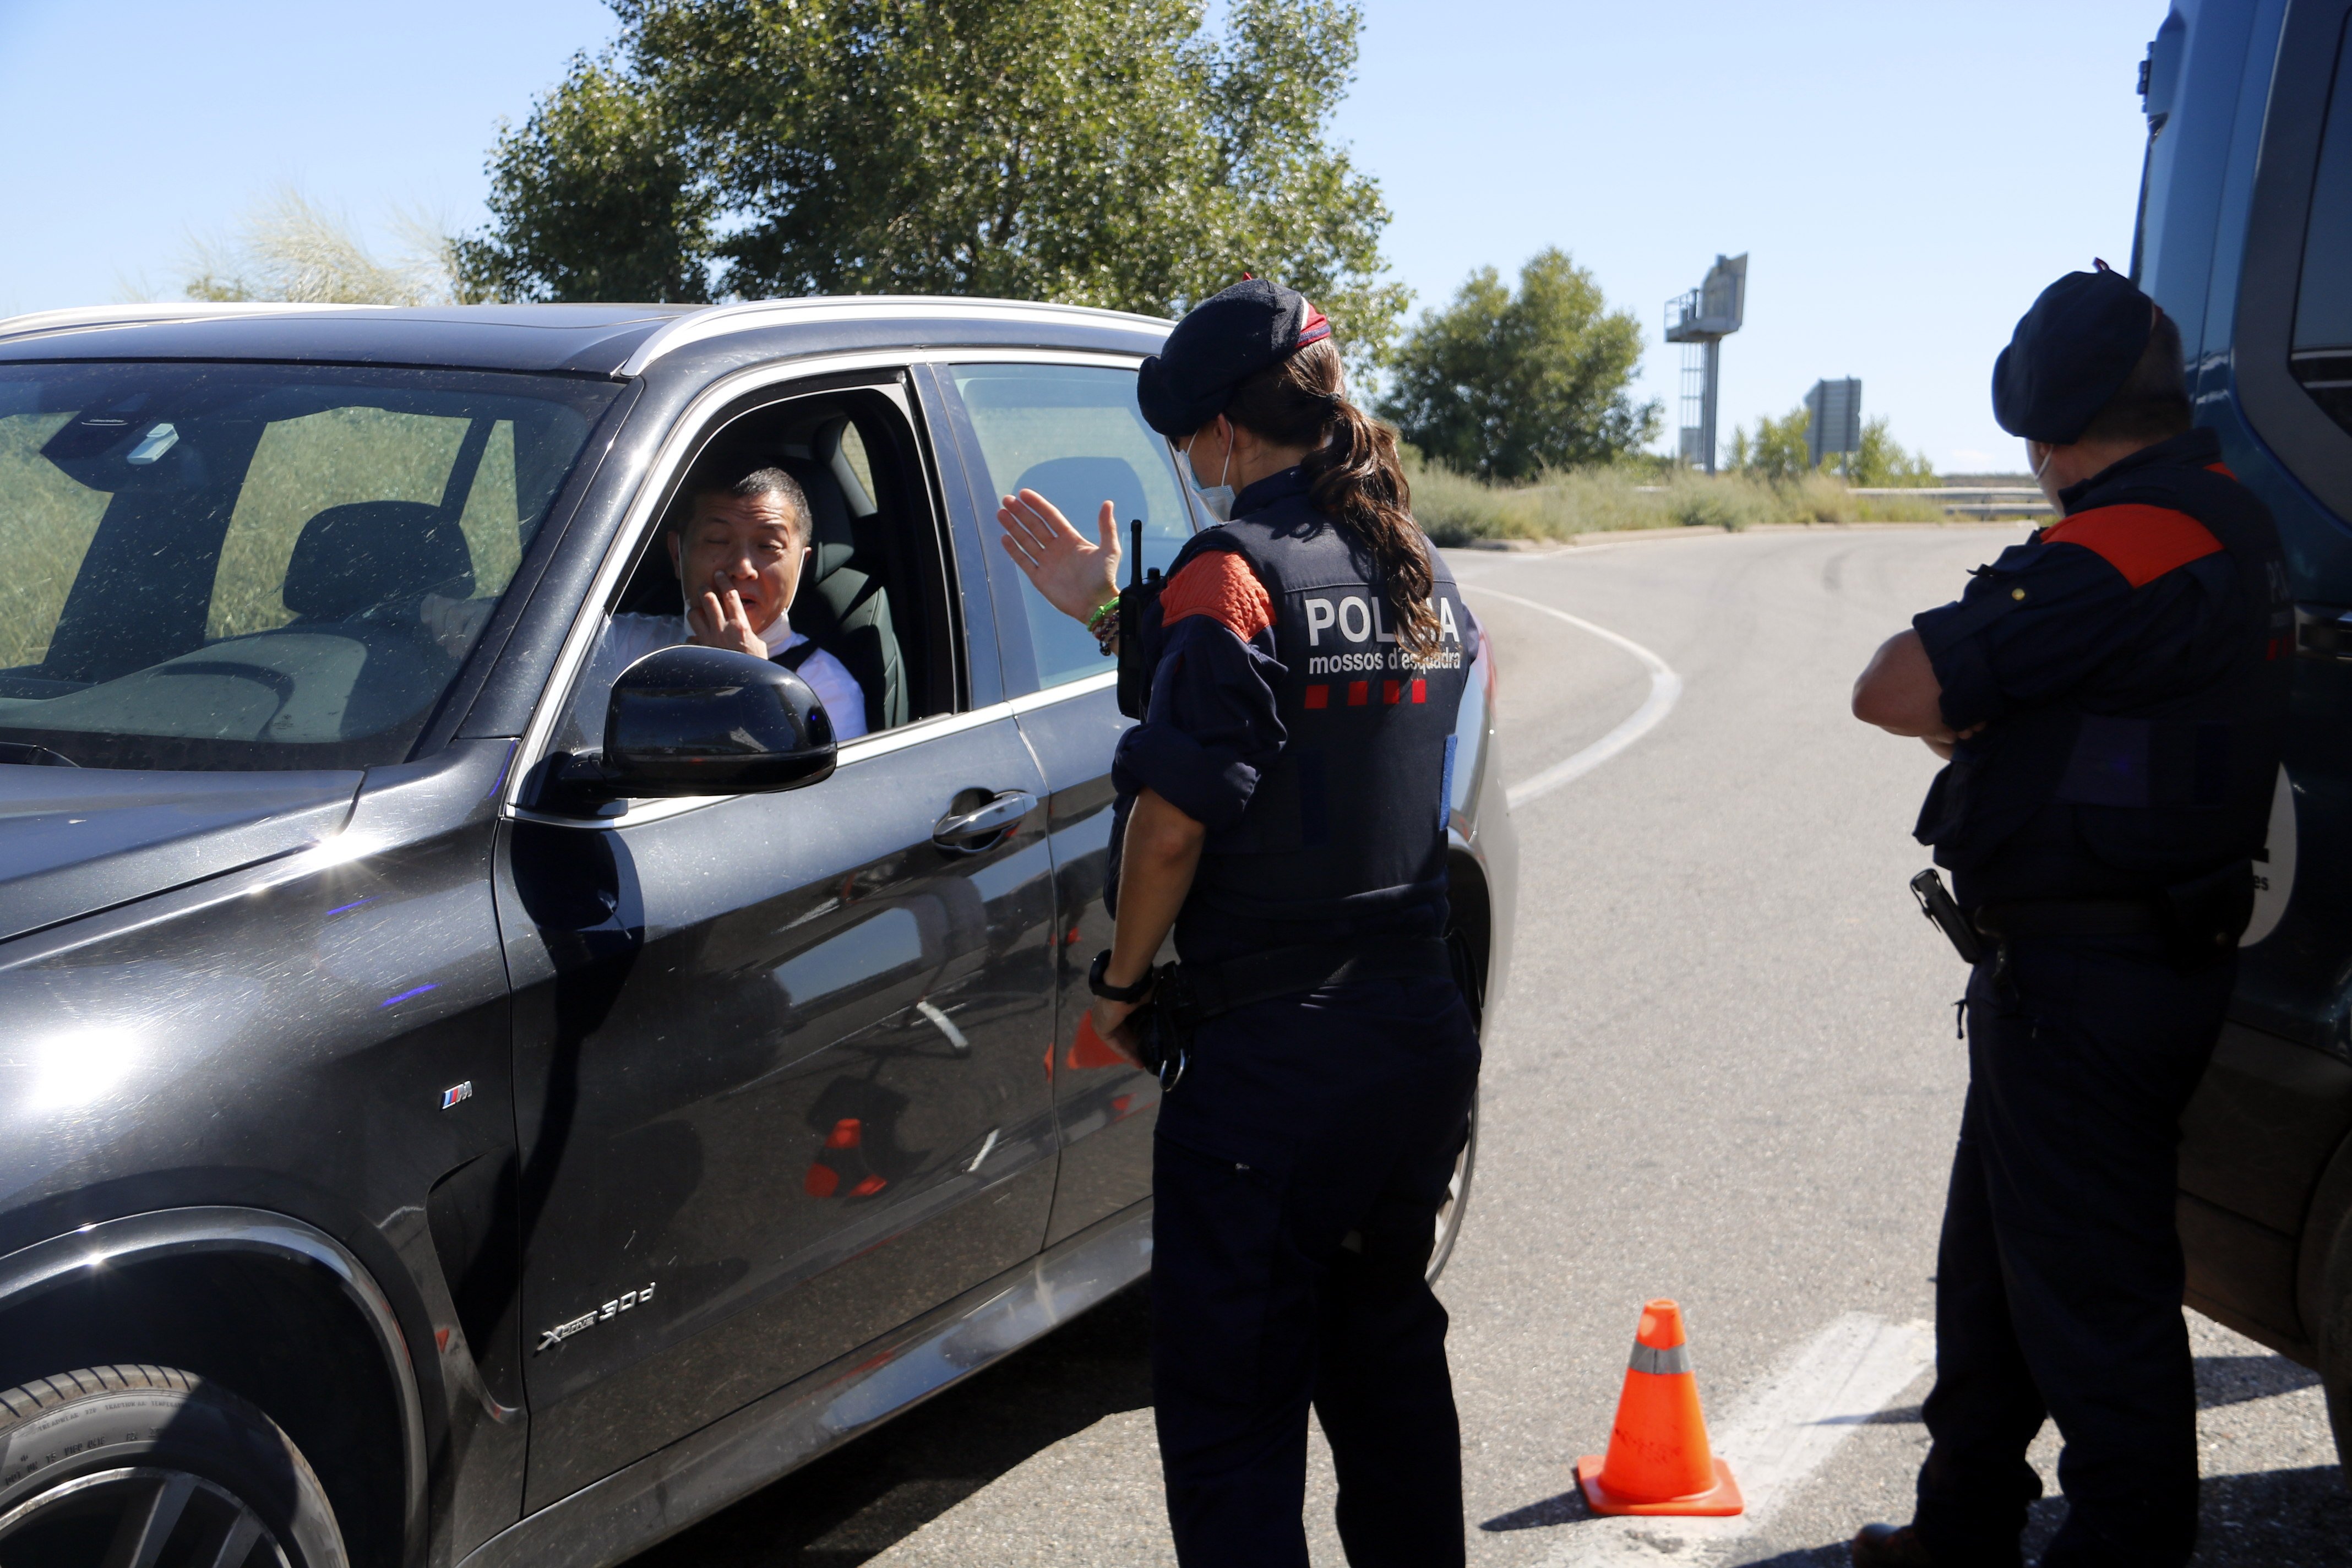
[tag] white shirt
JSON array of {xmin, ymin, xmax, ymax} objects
[{"xmin": 568, "ymin": 612, "xmax": 870, "ymax": 754}]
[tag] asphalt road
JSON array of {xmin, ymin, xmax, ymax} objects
[{"xmin": 630, "ymin": 524, "xmax": 2350, "ymax": 1567}]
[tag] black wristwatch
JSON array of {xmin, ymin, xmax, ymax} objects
[{"xmin": 1088, "ymin": 949, "xmax": 1154, "ymax": 1003}]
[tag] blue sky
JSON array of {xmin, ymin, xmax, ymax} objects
[{"xmin": 0, "ymin": 0, "xmax": 2163, "ymax": 470}]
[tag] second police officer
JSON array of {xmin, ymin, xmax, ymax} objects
[
  {"xmin": 1849, "ymin": 264, "xmax": 2291, "ymax": 1567},
  {"xmin": 996, "ymin": 279, "xmax": 1482, "ymax": 1566}
]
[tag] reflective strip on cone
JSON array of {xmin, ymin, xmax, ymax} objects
[{"xmin": 1629, "ymin": 1342, "xmax": 1694, "ymax": 1376}]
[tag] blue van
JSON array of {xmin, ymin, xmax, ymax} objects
[{"xmin": 2138, "ymin": 0, "xmax": 2352, "ymax": 1483}]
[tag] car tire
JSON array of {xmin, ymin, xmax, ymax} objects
[
  {"xmin": 1426, "ymin": 1084, "xmax": 1479, "ymax": 1284},
  {"xmin": 0, "ymin": 1364, "xmax": 345, "ymax": 1568}
]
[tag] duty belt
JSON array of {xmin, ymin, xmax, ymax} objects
[
  {"xmin": 1972, "ymin": 899, "xmax": 2165, "ymax": 941},
  {"xmin": 1166, "ymin": 935, "xmax": 1454, "ymax": 1026}
]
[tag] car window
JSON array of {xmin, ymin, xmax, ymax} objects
[
  {"xmin": 577, "ymin": 385, "xmax": 949, "ymax": 750},
  {"xmin": 0, "ymin": 363, "xmax": 618, "ymax": 771},
  {"xmin": 2293, "ymin": 15, "xmax": 2352, "ymax": 435},
  {"xmin": 948, "ymin": 363, "xmax": 1194, "ymax": 689}
]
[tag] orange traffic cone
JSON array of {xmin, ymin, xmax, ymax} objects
[{"xmin": 1575, "ymin": 1299, "xmax": 1743, "ymax": 1516}]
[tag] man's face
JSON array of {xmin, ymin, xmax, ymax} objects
[{"xmin": 667, "ymin": 489, "xmax": 809, "ymax": 634}]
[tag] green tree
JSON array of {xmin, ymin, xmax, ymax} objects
[
  {"xmin": 459, "ymin": 0, "xmax": 1406, "ymax": 366},
  {"xmin": 1730, "ymin": 406, "xmax": 1940, "ymax": 485},
  {"xmin": 1851, "ymin": 416, "xmax": 1939, "ymax": 486},
  {"xmin": 1376, "ymin": 249, "xmax": 1659, "ymax": 482},
  {"xmin": 459, "ymin": 56, "xmax": 715, "ymax": 304},
  {"xmin": 1728, "ymin": 406, "xmax": 1814, "ymax": 481}
]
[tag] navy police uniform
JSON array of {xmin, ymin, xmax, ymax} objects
[
  {"xmin": 1897, "ymin": 269, "xmax": 2291, "ymax": 1568},
  {"xmin": 1113, "ymin": 282, "xmax": 1482, "ymax": 1567}
]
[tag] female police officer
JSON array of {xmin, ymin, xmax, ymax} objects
[{"xmin": 997, "ymin": 279, "xmax": 1482, "ymax": 1567}]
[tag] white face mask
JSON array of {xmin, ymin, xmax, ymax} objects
[
  {"xmin": 1180, "ymin": 428, "xmax": 1236, "ymax": 523},
  {"xmin": 2027, "ymin": 440, "xmax": 2061, "ymax": 504}
]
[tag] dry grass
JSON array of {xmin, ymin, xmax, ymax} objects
[
  {"xmin": 1405, "ymin": 452, "xmax": 1950, "ymax": 547},
  {"xmin": 182, "ymin": 188, "xmax": 459, "ymax": 306}
]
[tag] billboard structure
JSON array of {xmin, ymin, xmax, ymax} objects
[
  {"xmin": 1806, "ymin": 378, "xmax": 1863, "ymax": 471},
  {"xmin": 1664, "ymin": 253, "xmax": 1747, "ymax": 473}
]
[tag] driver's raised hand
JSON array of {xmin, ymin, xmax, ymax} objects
[
  {"xmin": 997, "ymin": 490, "xmax": 1121, "ymax": 624},
  {"xmin": 688, "ymin": 580, "xmax": 770, "ymax": 659}
]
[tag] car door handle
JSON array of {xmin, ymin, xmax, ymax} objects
[{"xmin": 932, "ymin": 790, "xmax": 1035, "ymax": 851}]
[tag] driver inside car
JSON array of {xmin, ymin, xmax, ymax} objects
[{"xmin": 565, "ymin": 464, "xmax": 867, "ymax": 753}]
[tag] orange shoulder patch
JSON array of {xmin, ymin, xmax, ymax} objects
[
  {"xmin": 1159, "ymin": 550, "xmax": 1273, "ymax": 641},
  {"xmin": 2041, "ymin": 503, "xmax": 2223, "ymax": 589}
]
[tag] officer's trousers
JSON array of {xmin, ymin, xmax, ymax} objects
[
  {"xmin": 1151, "ymin": 972, "xmax": 1480, "ymax": 1568},
  {"xmin": 1913, "ymin": 934, "xmax": 2230, "ymax": 1568}
]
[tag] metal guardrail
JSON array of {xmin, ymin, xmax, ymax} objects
[
  {"xmin": 1628, "ymin": 484, "xmax": 2050, "ymax": 520},
  {"xmin": 1849, "ymin": 486, "xmax": 2050, "ymax": 520}
]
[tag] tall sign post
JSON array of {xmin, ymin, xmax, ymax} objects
[
  {"xmin": 1805, "ymin": 378, "xmax": 1863, "ymax": 473},
  {"xmin": 1664, "ymin": 253, "xmax": 1747, "ymax": 473}
]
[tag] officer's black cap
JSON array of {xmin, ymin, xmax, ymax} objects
[
  {"xmin": 1137, "ymin": 278, "xmax": 1333, "ymax": 438},
  {"xmin": 1991, "ymin": 262, "xmax": 2160, "ymax": 444}
]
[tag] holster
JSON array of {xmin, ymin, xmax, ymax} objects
[{"xmin": 1123, "ymin": 963, "xmax": 1195, "ymax": 1090}]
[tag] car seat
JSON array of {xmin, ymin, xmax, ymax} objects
[
  {"xmin": 780, "ymin": 424, "xmax": 907, "ymax": 734},
  {"xmin": 282, "ymin": 500, "xmax": 475, "ymax": 620}
]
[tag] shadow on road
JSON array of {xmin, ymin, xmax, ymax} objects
[
  {"xmin": 1729, "ymin": 1466, "xmax": 2350, "ymax": 1567},
  {"xmin": 2195, "ymin": 1352, "xmax": 2321, "ymax": 1409},
  {"xmin": 629, "ymin": 1283, "xmax": 1153, "ymax": 1567}
]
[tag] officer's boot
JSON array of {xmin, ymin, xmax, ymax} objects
[{"xmin": 1850, "ymin": 1523, "xmax": 1936, "ymax": 1568}]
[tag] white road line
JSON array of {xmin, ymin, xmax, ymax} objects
[
  {"xmin": 1458, "ymin": 584, "xmax": 1684, "ymax": 810},
  {"xmin": 1534, "ymin": 1313, "xmax": 1936, "ymax": 1566}
]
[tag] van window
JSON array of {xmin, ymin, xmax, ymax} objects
[
  {"xmin": 2293, "ymin": 17, "xmax": 2352, "ymax": 434},
  {"xmin": 949, "ymin": 364, "xmax": 1194, "ymax": 689}
]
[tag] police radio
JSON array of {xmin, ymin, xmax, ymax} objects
[{"xmin": 1115, "ymin": 518, "xmax": 1163, "ymax": 720}]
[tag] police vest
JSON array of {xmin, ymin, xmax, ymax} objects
[
  {"xmin": 1163, "ymin": 513, "xmax": 1476, "ymax": 923},
  {"xmin": 1917, "ymin": 459, "xmax": 2291, "ymax": 903}
]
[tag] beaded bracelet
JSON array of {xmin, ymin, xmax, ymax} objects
[{"xmin": 1085, "ymin": 597, "xmax": 1119, "ymax": 632}]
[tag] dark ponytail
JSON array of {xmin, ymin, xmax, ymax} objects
[{"xmin": 1221, "ymin": 338, "xmax": 1440, "ymax": 657}]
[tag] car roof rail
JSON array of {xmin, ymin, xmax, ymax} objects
[
  {"xmin": 0, "ymin": 301, "xmax": 379, "ymax": 345},
  {"xmin": 615, "ymin": 294, "xmax": 1174, "ymax": 377}
]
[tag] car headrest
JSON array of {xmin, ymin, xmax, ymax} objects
[
  {"xmin": 284, "ymin": 501, "xmax": 474, "ymax": 620},
  {"xmin": 779, "ymin": 458, "xmax": 856, "ymax": 553},
  {"xmin": 1014, "ymin": 456, "xmax": 1151, "ymax": 536}
]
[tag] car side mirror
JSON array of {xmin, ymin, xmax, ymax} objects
[{"xmin": 550, "ymin": 645, "xmax": 838, "ymax": 809}]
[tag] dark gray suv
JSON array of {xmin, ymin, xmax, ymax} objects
[{"xmin": 0, "ymin": 300, "xmax": 1516, "ymax": 1568}]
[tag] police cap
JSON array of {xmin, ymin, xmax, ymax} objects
[
  {"xmin": 1991, "ymin": 262, "xmax": 2160, "ymax": 444},
  {"xmin": 1137, "ymin": 278, "xmax": 1333, "ymax": 438}
]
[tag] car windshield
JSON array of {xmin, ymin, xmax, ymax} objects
[{"xmin": 0, "ymin": 362, "xmax": 619, "ymax": 771}]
